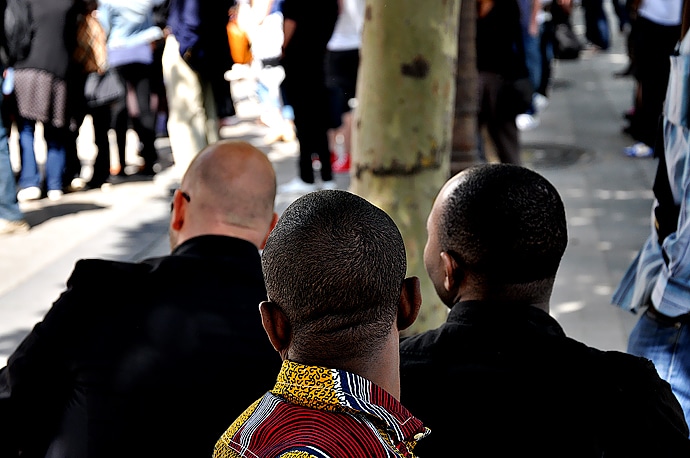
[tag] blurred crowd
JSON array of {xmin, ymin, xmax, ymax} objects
[{"xmin": 0, "ymin": 0, "xmax": 683, "ymax": 233}]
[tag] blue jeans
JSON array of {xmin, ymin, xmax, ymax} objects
[
  {"xmin": 0, "ymin": 77, "xmax": 23, "ymax": 221},
  {"xmin": 628, "ymin": 311, "xmax": 690, "ymax": 431},
  {"xmin": 17, "ymin": 119, "xmax": 65, "ymax": 192},
  {"xmin": 256, "ymin": 68, "xmax": 294, "ymax": 122},
  {"xmin": 583, "ymin": 0, "xmax": 610, "ymax": 49},
  {"xmin": 523, "ymin": 27, "xmax": 542, "ymax": 98}
]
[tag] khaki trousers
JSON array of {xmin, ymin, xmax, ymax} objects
[{"xmin": 162, "ymin": 35, "xmax": 219, "ymax": 180}]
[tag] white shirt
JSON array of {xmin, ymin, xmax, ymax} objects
[
  {"xmin": 637, "ymin": 0, "xmax": 683, "ymax": 26},
  {"xmin": 327, "ymin": 0, "xmax": 366, "ymax": 51}
]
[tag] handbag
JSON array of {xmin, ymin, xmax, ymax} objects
[
  {"xmin": 553, "ymin": 22, "xmax": 581, "ymax": 60},
  {"xmin": 84, "ymin": 68, "xmax": 125, "ymax": 108}
]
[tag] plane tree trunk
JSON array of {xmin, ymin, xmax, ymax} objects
[{"xmin": 350, "ymin": 0, "xmax": 461, "ymax": 333}]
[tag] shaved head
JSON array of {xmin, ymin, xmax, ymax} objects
[
  {"xmin": 169, "ymin": 141, "xmax": 277, "ymax": 249},
  {"xmin": 424, "ymin": 163, "xmax": 568, "ymax": 304}
]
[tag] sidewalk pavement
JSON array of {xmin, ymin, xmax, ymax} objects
[{"xmin": 0, "ymin": 7, "xmax": 655, "ymax": 364}]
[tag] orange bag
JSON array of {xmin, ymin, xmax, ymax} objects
[{"xmin": 227, "ymin": 10, "xmax": 252, "ymax": 65}]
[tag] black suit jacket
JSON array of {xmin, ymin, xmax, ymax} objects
[
  {"xmin": 400, "ymin": 301, "xmax": 690, "ymax": 457},
  {"xmin": 0, "ymin": 235, "xmax": 282, "ymax": 458}
]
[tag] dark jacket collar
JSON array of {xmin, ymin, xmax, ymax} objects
[
  {"xmin": 170, "ymin": 235, "xmax": 260, "ymax": 260},
  {"xmin": 447, "ymin": 300, "xmax": 567, "ymax": 338}
]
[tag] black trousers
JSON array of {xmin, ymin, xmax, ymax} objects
[
  {"xmin": 631, "ymin": 17, "xmax": 680, "ymax": 148},
  {"xmin": 282, "ymin": 63, "xmax": 332, "ymax": 184},
  {"xmin": 325, "ymin": 48, "xmax": 360, "ymax": 129},
  {"xmin": 111, "ymin": 63, "xmax": 157, "ymax": 171}
]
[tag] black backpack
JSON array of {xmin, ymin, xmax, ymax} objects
[{"xmin": 4, "ymin": 0, "xmax": 32, "ymax": 65}]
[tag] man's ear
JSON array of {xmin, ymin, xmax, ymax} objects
[
  {"xmin": 260, "ymin": 212, "xmax": 279, "ymax": 250},
  {"xmin": 259, "ymin": 300, "xmax": 291, "ymax": 359},
  {"xmin": 397, "ymin": 276, "xmax": 422, "ymax": 331},
  {"xmin": 440, "ymin": 251, "xmax": 461, "ymax": 293},
  {"xmin": 170, "ymin": 189, "xmax": 188, "ymax": 231}
]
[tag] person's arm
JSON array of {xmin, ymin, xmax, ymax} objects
[
  {"xmin": 625, "ymin": 358, "xmax": 690, "ymax": 455},
  {"xmin": 0, "ymin": 281, "xmax": 85, "ymax": 455},
  {"xmin": 529, "ymin": 0, "xmax": 541, "ymax": 36},
  {"xmin": 282, "ymin": 17, "xmax": 296, "ymax": 56},
  {"xmin": 652, "ymin": 192, "xmax": 690, "ymax": 316}
]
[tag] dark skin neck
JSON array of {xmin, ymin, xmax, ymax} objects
[
  {"xmin": 451, "ymin": 272, "xmax": 554, "ymax": 315},
  {"xmin": 288, "ymin": 331, "xmax": 402, "ymax": 400}
]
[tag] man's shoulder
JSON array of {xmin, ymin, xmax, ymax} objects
[
  {"xmin": 398, "ymin": 319, "xmax": 660, "ymax": 387},
  {"xmin": 399, "ymin": 323, "xmax": 450, "ymax": 360},
  {"xmin": 564, "ymin": 338, "xmax": 657, "ymax": 379},
  {"xmin": 584, "ymin": 347, "xmax": 690, "ymax": 450},
  {"xmin": 68, "ymin": 258, "xmax": 156, "ymax": 283},
  {"xmin": 218, "ymin": 393, "xmax": 398, "ymax": 457},
  {"xmin": 588, "ymin": 346, "xmax": 676, "ymax": 398}
]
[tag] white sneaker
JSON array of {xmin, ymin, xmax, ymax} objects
[
  {"xmin": 321, "ymin": 180, "xmax": 337, "ymax": 190},
  {"xmin": 278, "ymin": 177, "xmax": 319, "ymax": 194},
  {"xmin": 516, "ymin": 113, "xmax": 540, "ymax": 131},
  {"xmin": 47, "ymin": 190, "xmax": 63, "ymax": 201},
  {"xmin": 623, "ymin": 142, "xmax": 653, "ymax": 158},
  {"xmin": 0, "ymin": 218, "xmax": 30, "ymax": 235},
  {"xmin": 69, "ymin": 177, "xmax": 86, "ymax": 191},
  {"xmin": 533, "ymin": 93, "xmax": 549, "ymax": 112},
  {"xmin": 17, "ymin": 186, "xmax": 41, "ymax": 202}
]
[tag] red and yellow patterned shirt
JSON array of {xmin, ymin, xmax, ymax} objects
[{"xmin": 213, "ymin": 360, "xmax": 430, "ymax": 457}]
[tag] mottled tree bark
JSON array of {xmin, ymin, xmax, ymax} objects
[
  {"xmin": 451, "ymin": 0, "xmax": 479, "ymax": 175},
  {"xmin": 350, "ymin": 0, "xmax": 461, "ymax": 334}
]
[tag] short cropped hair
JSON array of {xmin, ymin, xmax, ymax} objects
[
  {"xmin": 439, "ymin": 163, "xmax": 568, "ymax": 284},
  {"xmin": 261, "ymin": 190, "xmax": 407, "ymax": 362}
]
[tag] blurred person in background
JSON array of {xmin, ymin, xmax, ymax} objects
[
  {"xmin": 162, "ymin": 0, "xmax": 234, "ymax": 185},
  {"xmin": 0, "ymin": 14, "xmax": 28, "ymax": 234},
  {"xmin": 14, "ymin": 0, "xmax": 81, "ymax": 202},
  {"xmin": 476, "ymin": 0, "xmax": 530, "ymax": 165},
  {"xmin": 98, "ymin": 0, "xmax": 165, "ymax": 177},
  {"xmin": 324, "ymin": 0, "xmax": 365, "ymax": 174},
  {"xmin": 249, "ymin": 0, "xmax": 296, "ymax": 144},
  {"xmin": 582, "ymin": 0, "xmax": 611, "ymax": 50},
  {"xmin": 63, "ymin": 0, "xmax": 116, "ymax": 192},
  {"xmin": 277, "ymin": 0, "xmax": 338, "ymax": 193},
  {"xmin": 622, "ymin": 0, "xmax": 682, "ymax": 158}
]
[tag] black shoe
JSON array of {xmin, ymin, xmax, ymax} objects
[
  {"xmin": 106, "ymin": 174, "xmax": 128, "ymax": 185},
  {"xmin": 135, "ymin": 165, "xmax": 156, "ymax": 176},
  {"xmin": 84, "ymin": 181, "xmax": 104, "ymax": 191}
]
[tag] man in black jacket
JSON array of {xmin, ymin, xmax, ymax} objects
[
  {"xmin": 399, "ymin": 163, "xmax": 690, "ymax": 457},
  {"xmin": 0, "ymin": 140, "xmax": 281, "ymax": 457}
]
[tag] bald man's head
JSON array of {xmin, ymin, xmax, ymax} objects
[{"xmin": 169, "ymin": 141, "xmax": 277, "ymax": 250}]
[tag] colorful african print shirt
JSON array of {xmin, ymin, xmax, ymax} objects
[{"xmin": 213, "ymin": 360, "xmax": 430, "ymax": 458}]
